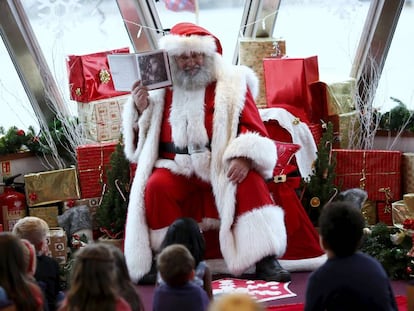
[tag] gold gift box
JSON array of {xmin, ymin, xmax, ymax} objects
[
  {"xmin": 29, "ymin": 205, "xmax": 59, "ymax": 227},
  {"xmin": 239, "ymin": 37, "xmax": 286, "ymax": 108},
  {"xmin": 24, "ymin": 167, "xmax": 80, "ymax": 207}
]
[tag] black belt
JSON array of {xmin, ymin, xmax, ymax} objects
[{"xmin": 159, "ymin": 142, "xmax": 210, "ymax": 155}]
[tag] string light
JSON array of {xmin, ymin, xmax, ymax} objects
[{"xmin": 123, "ymin": 8, "xmax": 279, "ymax": 39}]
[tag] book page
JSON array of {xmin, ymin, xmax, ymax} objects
[{"xmin": 107, "ymin": 54, "xmax": 139, "ymax": 91}]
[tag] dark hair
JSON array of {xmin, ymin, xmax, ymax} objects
[
  {"xmin": 319, "ymin": 201, "xmax": 365, "ymax": 257},
  {"xmin": 157, "ymin": 244, "xmax": 195, "ymax": 287},
  {"xmin": 0, "ymin": 232, "xmax": 42, "ymax": 310},
  {"xmin": 63, "ymin": 243, "xmax": 118, "ymax": 311},
  {"xmin": 109, "ymin": 244, "xmax": 144, "ymax": 311},
  {"xmin": 161, "ymin": 217, "xmax": 205, "ymax": 266}
]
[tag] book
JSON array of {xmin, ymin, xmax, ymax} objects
[{"xmin": 107, "ymin": 49, "xmax": 172, "ymax": 91}]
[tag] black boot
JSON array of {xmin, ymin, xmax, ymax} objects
[
  {"xmin": 137, "ymin": 259, "xmax": 157, "ymax": 285},
  {"xmin": 255, "ymin": 255, "xmax": 291, "ymax": 282}
]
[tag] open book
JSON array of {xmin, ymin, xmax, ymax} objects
[{"xmin": 107, "ymin": 49, "xmax": 172, "ymax": 91}]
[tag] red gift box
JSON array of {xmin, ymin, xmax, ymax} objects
[
  {"xmin": 263, "ymin": 56, "xmax": 319, "ymax": 122},
  {"xmin": 67, "ymin": 48, "xmax": 130, "ymax": 103},
  {"xmin": 76, "ymin": 142, "xmax": 117, "ymax": 198},
  {"xmin": 333, "ymin": 149, "xmax": 402, "ymax": 201}
]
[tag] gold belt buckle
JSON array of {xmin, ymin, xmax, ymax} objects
[{"xmin": 273, "ymin": 175, "xmax": 287, "ymax": 183}]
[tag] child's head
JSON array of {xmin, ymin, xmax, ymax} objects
[
  {"xmin": 108, "ymin": 244, "xmax": 131, "ymax": 283},
  {"xmin": 319, "ymin": 201, "xmax": 365, "ymax": 257},
  {"xmin": 0, "ymin": 232, "xmax": 27, "ymax": 282},
  {"xmin": 208, "ymin": 293, "xmax": 264, "ymax": 311},
  {"xmin": 161, "ymin": 217, "xmax": 205, "ymax": 265},
  {"xmin": 20, "ymin": 239, "xmax": 37, "ymax": 277},
  {"xmin": 66, "ymin": 243, "xmax": 118, "ymax": 310},
  {"xmin": 157, "ymin": 244, "xmax": 195, "ymax": 287},
  {"xmin": 12, "ymin": 216, "xmax": 49, "ymax": 254}
]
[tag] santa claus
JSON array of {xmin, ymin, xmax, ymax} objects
[{"xmin": 122, "ymin": 22, "xmax": 322, "ymax": 284}]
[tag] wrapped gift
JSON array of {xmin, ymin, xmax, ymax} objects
[
  {"xmin": 402, "ymin": 153, "xmax": 414, "ymax": 193},
  {"xmin": 338, "ymin": 111, "xmax": 360, "ymax": 149},
  {"xmin": 333, "ymin": 149, "xmax": 402, "ymax": 202},
  {"xmin": 76, "ymin": 142, "xmax": 117, "ymax": 198},
  {"xmin": 392, "ymin": 199, "xmax": 414, "ymax": 228},
  {"xmin": 239, "ymin": 38, "xmax": 286, "ymax": 108},
  {"xmin": 361, "ymin": 200, "xmax": 377, "ymax": 225},
  {"xmin": 263, "ymin": 56, "xmax": 319, "ymax": 122},
  {"xmin": 78, "ymin": 95, "xmax": 128, "ymax": 142},
  {"xmin": 29, "ymin": 205, "xmax": 59, "ymax": 227},
  {"xmin": 64, "ymin": 197, "xmax": 100, "ymax": 232},
  {"xmin": 47, "ymin": 227, "xmax": 67, "ymax": 264},
  {"xmin": 66, "ymin": 47, "xmax": 130, "ymax": 103},
  {"xmin": 24, "ymin": 168, "xmax": 81, "ymax": 207}
]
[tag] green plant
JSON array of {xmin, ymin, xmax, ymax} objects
[
  {"xmin": 95, "ymin": 138, "xmax": 130, "ymax": 239},
  {"xmin": 360, "ymin": 223, "xmax": 412, "ymax": 280}
]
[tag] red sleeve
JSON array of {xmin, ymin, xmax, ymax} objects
[{"xmin": 238, "ymin": 88, "xmax": 269, "ymax": 137}]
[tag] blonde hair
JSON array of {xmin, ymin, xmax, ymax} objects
[
  {"xmin": 208, "ymin": 293, "xmax": 264, "ymax": 311},
  {"xmin": 12, "ymin": 216, "xmax": 49, "ymax": 251}
]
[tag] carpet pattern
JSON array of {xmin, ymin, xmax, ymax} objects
[{"xmin": 212, "ymin": 278, "xmax": 296, "ymax": 302}]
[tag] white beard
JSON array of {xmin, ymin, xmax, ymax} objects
[{"xmin": 170, "ymin": 54, "xmax": 216, "ymax": 91}]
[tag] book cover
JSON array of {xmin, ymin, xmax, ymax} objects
[{"xmin": 107, "ymin": 49, "xmax": 172, "ymax": 91}]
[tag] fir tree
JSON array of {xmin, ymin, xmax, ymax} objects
[
  {"xmin": 301, "ymin": 122, "xmax": 338, "ymax": 225},
  {"xmin": 96, "ymin": 138, "xmax": 130, "ymax": 239}
]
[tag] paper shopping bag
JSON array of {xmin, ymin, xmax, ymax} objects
[
  {"xmin": 263, "ymin": 56, "xmax": 319, "ymax": 121},
  {"xmin": 66, "ymin": 47, "xmax": 130, "ymax": 103}
]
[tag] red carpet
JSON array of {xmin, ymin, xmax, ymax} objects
[
  {"xmin": 212, "ymin": 278, "xmax": 296, "ymax": 302},
  {"xmin": 266, "ymin": 295, "xmax": 407, "ymax": 310}
]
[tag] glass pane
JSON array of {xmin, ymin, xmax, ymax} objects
[
  {"xmin": 273, "ymin": 0, "xmax": 371, "ymax": 80},
  {"xmin": 0, "ymin": 36, "xmax": 39, "ymax": 132},
  {"xmin": 154, "ymin": 0, "xmax": 245, "ymax": 63},
  {"xmin": 20, "ymin": 0, "xmax": 133, "ymax": 115},
  {"xmin": 374, "ymin": 2, "xmax": 414, "ymax": 112}
]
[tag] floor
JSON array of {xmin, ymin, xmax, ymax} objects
[{"xmin": 136, "ymin": 271, "xmax": 409, "ymax": 310}]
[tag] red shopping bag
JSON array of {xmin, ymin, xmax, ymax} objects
[
  {"xmin": 263, "ymin": 56, "xmax": 319, "ymax": 122},
  {"xmin": 67, "ymin": 47, "xmax": 130, "ymax": 103}
]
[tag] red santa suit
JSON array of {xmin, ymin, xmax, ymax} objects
[{"xmin": 122, "ymin": 23, "xmax": 324, "ymax": 283}]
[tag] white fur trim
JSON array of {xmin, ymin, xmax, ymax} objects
[
  {"xmin": 223, "ymin": 132, "xmax": 277, "ymax": 179},
  {"xmin": 259, "ymin": 108, "xmax": 317, "ymax": 179},
  {"xmin": 219, "ymin": 205, "xmax": 287, "ymax": 276},
  {"xmin": 159, "ymin": 34, "xmax": 217, "ymax": 56},
  {"xmin": 150, "ymin": 227, "xmax": 168, "ymax": 252}
]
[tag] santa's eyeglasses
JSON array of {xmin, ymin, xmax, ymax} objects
[{"xmin": 175, "ymin": 52, "xmax": 204, "ymax": 63}]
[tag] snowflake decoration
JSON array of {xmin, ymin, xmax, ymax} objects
[{"xmin": 35, "ymin": 0, "xmax": 83, "ymax": 35}]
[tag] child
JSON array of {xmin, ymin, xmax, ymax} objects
[
  {"xmin": 208, "ymin": 293, "xmax": 264, "ymax": 311},
  {"xmin": 12, "ymin": 216, "xmax": 63, "ymax": 311},
  {"xmin": 108, "ymin": 244, "xmax": 145, "ymax": 311},
  {"xmin": 304, "ymin": 201, "xmax": 398, "ymax": 311},
  {"xmin": 158, "ymin": 217, "xmax": 212, "ymax": 299},
  {"xmin": 21, "ymin": 238, "xmax": 37, "ymax": 279},
  {"xmin": 153, "ymin": 244, "xmax": 209, "ymax": 311},
  {"xmin": 58, "ymin": 243, "xmax": 131, "ymax": 311},
  {"xmin": 0, "ymin": 232, "xmax": 45, "ymax": 311}
]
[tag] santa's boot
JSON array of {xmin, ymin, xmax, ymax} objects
[
  {"xmin": 255, "ymin": 255, "xmax": 291, "ymax": 282},
  {"xmin": 137, "ymin": 259, "xmax": 157, "ymax": 285}
]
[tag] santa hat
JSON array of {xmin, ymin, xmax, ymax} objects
[{"xmin": 159, "ymin": 22, "xmax": 223, "ymax": 56}]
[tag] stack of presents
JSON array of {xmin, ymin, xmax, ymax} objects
[
  {"xmin": 239, "ymin": 36, "xmax": 411, "ymax": 231},
  {"xmin": 1, "ymin": 39, "xmax": 414, "ymax": 266}
]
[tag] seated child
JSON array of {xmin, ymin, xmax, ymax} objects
[
  {"xmin": 304, "ymin": 201, "xmax": 398, "ymax": 311},
  {"xmin": 153, "ymin": 244, "xmax": 210, "ymax": 311},
  {"xmin": 158, "ymin": 217, "xmax": 212, "ymax": 299},
  {"xmin": 108, "ymin": 244, "xmax": 144, "ymax": 311},
  {"xmin": 0, "ymin": 232, "xmax": 45, "ymax": 311},
  {"xmin": 12, "ymin": 216, "xmax": 63, "ymax": 311},
  {"xmin": 58, "ymin": 242, "xmax": 131, "ymax": 311}
]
